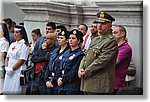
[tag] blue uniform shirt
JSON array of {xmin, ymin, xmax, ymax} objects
[
  {"xmin": 45, "ymin": 46, "xmax": 70, "ymax": 85},
  {"xmin": 58, "ymin": 47, "xmax": 84, "ymax": 93}
]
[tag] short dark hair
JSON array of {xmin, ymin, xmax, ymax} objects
[
  {"xmin": 56, "ymin": 25, "xmax": 67, "ymax": 31},
  {"xmin": 31, "ymin": 28, "xmax": 42, "ymax": 37},
  {"xmin": 79, "ymin": 24, "xmax": 88, "ymax": 31},
  {"xmin": 46, "ymin": 22, "xmax": 56, "ymax": 30},
  {"xmin": 115, "ymin": 25, "xmax": 127, "ymax": 38},
  {"xmin": 0, "ymin": 23, "xmax": 10, "ymax": 44},
  {"xmin": 2, "ymin": 18, "xmax": 13, "ymax": 29}
]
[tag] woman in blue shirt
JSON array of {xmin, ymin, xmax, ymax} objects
[
  {"xmin": 57, "ymin": 29, "xmax": 84, "ymax": 95},
  {"xmin": 45, "ymin": 30, "xmax": 70, "ymax": 95}
]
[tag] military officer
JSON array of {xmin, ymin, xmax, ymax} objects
[{"xmin": 78, "ymin": 11, "xmax": 118, "ymax": 95}]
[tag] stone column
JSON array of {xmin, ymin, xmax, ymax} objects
[{"xmin": 69, "ymin": 5, "xmax": 84, "ymax": 30}]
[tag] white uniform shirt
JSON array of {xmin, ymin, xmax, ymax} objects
[
  {"xmin": 0, "ymin": 37, "xmax": 9, "ymax": 67},
  {"xmin": 3, "ymin": 39, "xmax": 29, "ymax": 95},
  {"xmin": 0, "ymin": 37, "xmax": 9, "ymax": 94},
  {"xmin": 6, "ymin": 39, "xmax": 29, "ymax": 69},
  {"xmin": 82, "ymin": 33, "xmax": 92, "ymax": 52}
]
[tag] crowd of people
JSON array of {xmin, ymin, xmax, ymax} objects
[{"xmin": 0, "ymin": 11, "xmax": 142, "ymax": 95}]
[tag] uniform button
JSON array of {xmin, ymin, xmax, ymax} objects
[
  {"xmin": 93, "ymin": 61, "xmax": 97, "ymax": 64},
  {"xmin": 98, "ymin": 76, "xmax": 100, "ymax": 78}
]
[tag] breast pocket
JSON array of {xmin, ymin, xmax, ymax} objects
[
  {"xmin": 93, "ymin": 47, "xmax": 100, "ymax": 58},
  {"xmin": 63, "ymin": 58, "xmax": 74, "ymax": 74}
]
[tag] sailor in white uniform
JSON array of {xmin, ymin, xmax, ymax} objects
[
  {"xmin": 0, "ymin": 24, "xmax": 9, "ymax": 94},
  {"xmin": 3, "ymin": 25, "xmax": 29, "ymax": 95}
]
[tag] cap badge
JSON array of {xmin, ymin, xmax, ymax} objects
[
  {"xmin": 61, "ymin": 31, "xmax": 65, "ymax": 35},
  {"xmin": 59, "ymin": 55, "xmax": 63, "ymax": 60},
  {"xmin": 100, "ymin": 12, "xmax": 104, "ymax": 18},
  {"xmin": 73, "ymin": 30, "xmax": 77, "ymax": 34}
]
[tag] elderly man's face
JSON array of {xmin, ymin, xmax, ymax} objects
[
  {"xmin": 97, "ymin": 22, "xmax": 112, "ymax": 35},
  {"xmin": 45, "ymin": 33, "xmax": 56, "ymax": 45}
]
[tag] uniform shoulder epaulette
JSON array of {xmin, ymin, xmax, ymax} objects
[
  {"xmin": 108, "ymin": 35, "xmax": 114, "ymax": 39},
  {"xmin": 4, "ymin": 38, "xmax": 8, "ymax": 42},
  {"xmin": 24, "ymin": 42, "xmax": 30, "ymax": 46}
]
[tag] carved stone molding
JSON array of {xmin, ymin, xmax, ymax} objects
[{"xmin": 95, "ymin": 1, "xmax": 143, "ymax": 27}]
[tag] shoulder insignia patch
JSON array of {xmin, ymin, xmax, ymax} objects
[{"xmin": 4, "ymin": 38, "xmax": 8, "ymax": 42}]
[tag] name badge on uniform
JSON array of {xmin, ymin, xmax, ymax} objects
[
  {"xmin": 59, "ymin": 55, "xmax": 63, "ymax": 60},
  {"xmin": 62, "ymin": 70, "xmax": 64, "ymax": 75},
  {"xmin": 69, "ymin": 54, "xmax": 75, "ymax": 60},
  {"xmin": 52, "ymin": 72, "xmax": 55, "ymax": 76}
]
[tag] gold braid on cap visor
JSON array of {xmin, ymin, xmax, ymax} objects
[{"xmin": 98, "ymin": 18, "xmax": 111, "ymax": 22}]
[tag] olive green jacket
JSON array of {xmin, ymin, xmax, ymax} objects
[{"xmin": 79, "ymin": 30, "xmax": 118, "ymax": 93}]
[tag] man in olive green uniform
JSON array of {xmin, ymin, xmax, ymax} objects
[{"xmin": 78, "ymin": 11, "xmax": 118, "ymax": 95}]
